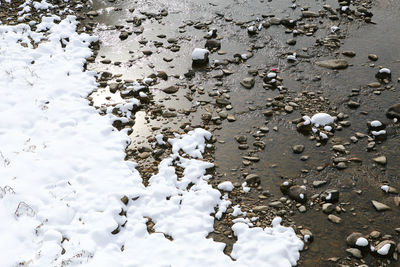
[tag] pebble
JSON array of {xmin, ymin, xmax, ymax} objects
[
  {"xmin": 328, "ymin": 214, "xmax": 342, "ymax": 224},
  {"xmin": 292, "ymin": 145, "xmax": 305, "ymax": 154},
  {"xmin": 368, "ymin": 54, "xmax": 379, "ymax": 61},
  {"xmin": 373, "ymin": 155, "xmax": 387, "ymax": 165},
  {"xmin": 322, "ymin": 203, "xmax": 334, "ymax": 214}
]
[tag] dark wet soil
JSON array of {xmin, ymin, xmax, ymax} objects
[{"xmin": 85, "ymin": 0, "xmax": 400, "ymax": 266}]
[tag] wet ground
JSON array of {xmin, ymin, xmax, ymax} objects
[{"xmin": 86, "ymin": 0, "xmax": 400, "ymax": 266}]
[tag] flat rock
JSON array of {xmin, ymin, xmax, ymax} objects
[
  {"xmin": 371, "ymin": 200, "xmax": 391, "ymax": 211},
  {"xmin": 316, "ymin": 59, "xmax": 348, "ymax": 69}
]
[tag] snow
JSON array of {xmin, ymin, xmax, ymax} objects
[
  {"xmin": 231, "ymin": 205, "xmax": 245, "ymax": 217},
  {"xmin": 330, "ymin": 26, "xmax": 339, "ymax": 33},
  {"xmin": 242, "ymin": 182, "xmax": 251, "ymax": 193},
  {"xmin": 372, "ymin": 130, "xmax": 386, "ymax": 136},
  {"xmin": 370, "ymin": 120, "xmax": 382, "ymax": 127},
  {"xmin": 379, "ymin": 68, "xmax": 391, "ymax": 74},
  {"xmin": 192, "ymin": 48, "xmax": 209, "ymax": 60},
  {"xmin": 0, "ymin": 2, "xmax": 304, "ymax": 266},
  {"xmin": 377, "ymin": 243, "xmax": 391, "ymax": 255},
  {"xmin": 155, "ymin": 134, "xmax": 166, "ymax": 145},
  {"xmin": 355, "ymin": 237, "xmax": 368, "ymax": 247},
  {"xmin": 311, "ymin": 113, "xmax": 334, "ymax": 127},
  {"xmin": 231, "ymin": 217, "xmax": 303, "ymax": 267},
  {"xmin": 218, "ymin": 181, "xmax": 234, "ymax": 192},
  {"xmin": 381, "ymin": 185, "xmax": 390, "ymax": 193}
]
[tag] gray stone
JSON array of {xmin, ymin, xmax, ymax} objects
[
  {"xmin": 245, "ymin": 174, "xmax": 260, "ymax": 184},
  {"xmin": 287, "ymin": 185, "xmax": 307, "ymax": 203},
  {"xmin": 162, "ymin": 85, "xmax": 179, "ymax": 94},
  {"xmin": 240, "ymin": 77, "xmax": 255, "ymax": 89}
]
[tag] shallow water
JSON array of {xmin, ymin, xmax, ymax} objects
[{"xmin": 88, "ymin": 0, "xmax": 400, "ymax": 265}]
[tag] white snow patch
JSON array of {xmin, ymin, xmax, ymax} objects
[
  {"xmin": 381, "ymin": 185, "xmax": 390, "ymax": 193},
  {"xmin": 192, "ymin": 48, "xmax": 209, "ymax": 60},
  {"xmin": 377, "ymin": 243, "xmax": 391, "ymax": 256},
  {"xmin": 311, "ymin": 113, "xmax": 334, "ymax": 127},
  {"xmin": 356, "ymin": 237, "xmax": 368, "ymax": 247},
  {"xmin": 371, "ymin": 120, "xmax": 382, "ymax": 127},
  {"xmin": 218, "ymin": 181, "xmax": 234, "ymax": 192}
]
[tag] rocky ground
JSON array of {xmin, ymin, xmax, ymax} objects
[
  {"xmin": 82, "ymin": 0, "xmax": 400, "ymax": 266},
  {"xmin": 3, "ymin": 0, "xmax": 399, "ymax": 266}
]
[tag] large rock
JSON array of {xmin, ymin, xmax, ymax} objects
[{"xmin": 316, "ymin": 59, "xmax": 348, "ymax": 69}]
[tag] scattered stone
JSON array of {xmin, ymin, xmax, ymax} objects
[
  {"xmin": 313, "ymin": 180, "xmax": 327, "ymax": 188},
  {"xmin": 245, "ymin": 174, "xmax": 260, "ymax": 184},
  {"xmin": 321, "ymin": 189, "xmax": 340, "ymax": 203},
  {"xmin": 386, "ymin": 103, "xmax": 400, "ymax": 119},
  {"xmin": 342, "ymin": 51, "xmax": 356, "ymax": 57},
  {"xmin": 373, "ymin": 155, "xmax": 387, "ymax": 165},
  {"xmin": 371, "ymin": 200, "xmax": 390, "ymax": 211},
  {"xmin": 347, "ymin": 100, "xmax": 360, "ymax": 108},
  {"xmin": 287, "ymin": 185, "xmax": 307, "ymax": 203},
  {"xmin": 300, "ymin": 229, "xmax": 313, "ymax": 243},
  {"xmin": 292, "ymin": 145, "xmax": 305, "ymax": 154},
  {"xmin": 332, "ymin": 145, "xmax": 346, "ymax": 153},
  {"xmin": 368, "ymin": 54, "xmax": 378, "ymax": 61},
  {"xmin": 322, "ymin": 203, "xmax": 334, "ymax": 214},
  {"xmin": 374, "ymin": 240, "xmax": 396, "ymax": 257},
  {"xmin": 328, "ymin": 214, "xmax": 342, "ymax": 224},
  {"xmin": 192, "ymin": 48, "xmax": 209, "ymax": 66}
]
